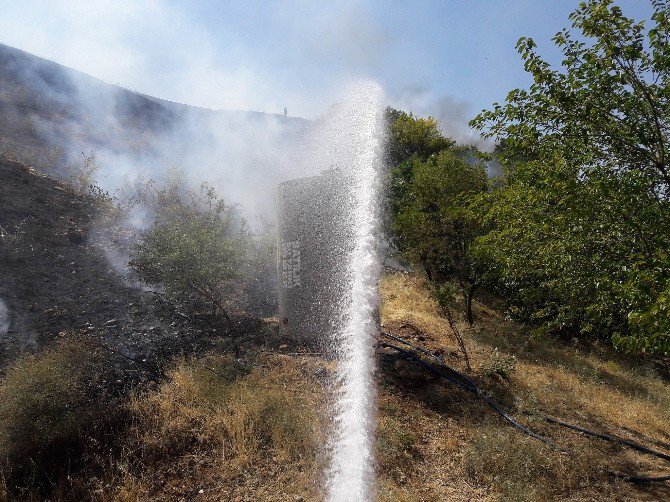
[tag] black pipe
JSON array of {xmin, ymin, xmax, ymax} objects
[{"xmin": 378, "ymin": 330, "xmax": 670, "ymax": 484}]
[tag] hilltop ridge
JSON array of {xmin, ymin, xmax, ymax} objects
[{"xmin": 0, "ymin": 42, "xmax": 308, "ymax": 179}]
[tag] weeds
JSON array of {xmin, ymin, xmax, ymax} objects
[
  {"xmin": 482, "ymin": 347, "xmax": 517, "ymax": 381},
  {"xmin": 463, "ymin": 425, "xmax": 597, "ymax": 501},
  {"xmin": 123, "ymin": 354, "xmax": 323, "ymax": 497},
  {"xmin": 0, "ymin": 341, "xmax": 109, "ymax": 495}
]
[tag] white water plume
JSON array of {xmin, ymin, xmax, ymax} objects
[{"xmin": 320, "ymin": 81, "xmax": 384, "ymax": 502}]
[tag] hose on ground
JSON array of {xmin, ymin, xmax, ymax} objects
[{"xmin": 379, "ymin": 330, "xmax": 670, "ymax": 484}]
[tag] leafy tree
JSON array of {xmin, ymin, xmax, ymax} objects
[
  {"xmin": 471, "ymin": 0, "xmax": 670, "ymax": 191},
  {"xmin": 386, "ymin": 107, "xmax": 454, "ymax": 167},
  {"xmin": 471, "ymin": 0, "xmax": 670, "ymax": 355},
  {"xmin": 474, "ymin": 158, "xmax": 670, "ymax": 346},
  {"xmin": 394, "ymin": 150, "xmax": 488, "ymax": 325},
  {"xmin": 385, "ymin": 108, "xmax": 455, "ymax": 241},
  {"xmin": 129, "ymin": 183, "xmax": 248, "ymax": 318}
]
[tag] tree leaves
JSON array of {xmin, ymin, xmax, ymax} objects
[{"xmin": 470, "ymin": 1, "xmax": 670, "ymax": 355}]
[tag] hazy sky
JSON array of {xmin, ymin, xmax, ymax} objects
[{"xmin": 0, "ymin": 0, "xmax": 653, "ymax": 142}]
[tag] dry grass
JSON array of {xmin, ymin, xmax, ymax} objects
[
  {"xmin": 377, "ymin": 272, "xmax": 670, "ymax": 501},
  {"xmin": 0, "ymin": 341, "xmax": 108, "ymax": 498},
  {"xmin": 107, "ymin": 353, "xmax": 330, "ymax": 501},
  {"xmin": 462, "ymin": 424, "xmax": 598, "ymax": 501},
  {"xmin": 3, "ymin": 274, "xmax": 669, "ymax": 500}
]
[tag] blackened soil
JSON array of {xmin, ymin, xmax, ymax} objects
[{"xmin": 0, "ymin": 158, "xmax": 263, "ymax": 384}]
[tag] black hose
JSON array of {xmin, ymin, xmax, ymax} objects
[
  {"xmin": 382, "ymin": 330, "xmax": 480, "ymax": 391},
  {"xmin": 380, "ymin": 341, "xmax": 558, "ymax": 447},
  {"xmin": 542, "ymin": 416, "xmax": 670, "ymax": 462},
  {"xmin": 378, "ymin": 330, "xmax": 670, "ymax": 484}
]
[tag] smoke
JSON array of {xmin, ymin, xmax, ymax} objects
[
  {"xmin": 0, "ymin": 0, "xmax": 393, "ymax": 118},
  {"xmin": 0, "ymin": 42, "xmax": 312, "ymax": 228},
  {"xmin": 390, "ymin": 84, "xmax": 493, "ymax": 150},
  {"xmin": 0, "ymin": 299, "xmax": 10, "ymax": 335}
]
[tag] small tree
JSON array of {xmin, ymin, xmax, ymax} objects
[
  {"xmin": 394, "ymin": 150, "xmax": 488, "ymax": 325},
  {"xmin": 385, "ymin": 108, "xmax": 455, "ymax": 252},
  {"xmin": 129, "ymin": 183, "xmax": 248, "ymax": 318}
]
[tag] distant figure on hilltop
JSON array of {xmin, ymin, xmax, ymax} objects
[{"xmin": 283, "ymin": 106, "xmax": 288, "ymax": 117}]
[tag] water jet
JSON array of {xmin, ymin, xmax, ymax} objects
[{"xmin": 277, "ymin": 82, "xmax": 385, "ymax": 501}]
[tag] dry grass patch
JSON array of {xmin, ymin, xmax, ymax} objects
[
  {"xmin": 378, "ymin": 272, "xmax": 670, "ymax": 501},
  {"xmin": 118, "ymin": 353, "xmax": 328, "ymax": 501},
  {"xmin": 463, "ymin": 424, "xmax": 599, "ymax": 501},
  {"xmin": 0, "ymin": 341, "xmax": 109, "ymax": 497}
]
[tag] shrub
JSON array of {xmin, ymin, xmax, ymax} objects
[
  {"xmin": 394, "ymin": 150, "xmax": 488, "ymax": 326},
  {"xmin": 482, "ymin": 348, "xmax": 517, "ymax": 381},
  {"xmin": 129, "ymin": 183, "xmax": 249, "ymax": 317},
  {"xmin": 0, "ymin": 342, "xmax": 101, "ymax": 491}
]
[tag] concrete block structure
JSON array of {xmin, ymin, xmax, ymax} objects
[{"xmin": 276, "ymin": 170, "xmax": 353, "ymax": 349}]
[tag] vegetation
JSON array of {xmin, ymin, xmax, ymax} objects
[
  {"xmin": 470, "ymin": 0, "xmax": 670, "ymax": 355},
  {"xmin": 0, "ymin": 342, "xmax": 325, "ymax": 500},
  {"xmin": 393, "ymin": 150, "xmax": 487, "ymax": 326},
  {"xmin": 378, "ymin": 273, "xmax": 670, "ymax": 502},
  {"xmin": 129, "ymin": 182, "xmax": 249, "ymax": 318},
  {"xmin": 0, "ymin": 341, "xmax": 112, "ymax": 495},
  {"xmin": 4, "ymin": 1, "xmax": 670, "ymax": 499},
  {"xmin": 387, "ymin": 0, "xmax": 670, "ymax": 356}
]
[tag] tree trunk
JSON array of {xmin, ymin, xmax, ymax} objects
[
  {"xmin": 464, "ymin": 285, "xmax": 477, "ymax": 326},
  {"xmin": 442, "ymin": 304, "xmax": 472, "ymax": 372}
]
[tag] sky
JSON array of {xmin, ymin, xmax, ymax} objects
[{"xmin": 0, "ymin": 0, "xmax": 654, "ymax": 143}]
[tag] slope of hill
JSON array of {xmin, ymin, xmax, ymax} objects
[
  {"xmin": 0, "ymin": 157, "xmax": 261, "ymax": 377},
  {"xmin": 0, "ymin": 43, "xmax": 310, "ymax": 221}
]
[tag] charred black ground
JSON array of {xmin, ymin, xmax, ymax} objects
[{"xmin": 0, "ymin": 158, "xmax": 267, "ymax": 383}]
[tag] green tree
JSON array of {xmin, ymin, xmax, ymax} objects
[
  {"xmin": 471, "ymin": 0, "xmax": 670, "ymax": 189},
  {"xmin": 129, "ymin": 183, "xmax": 248, "ymax": 318},
  {"xmin": 385, "ymin": 108, "xmax": 455, "ymax": 241},
  {"xmin": 471, "ymin": 0, "xmax": 670, "ymax": 355},
  {"xmin": 394, "ymin": 150, "xmax": 488, "ymax": 325},
  {"xmin": 386, "ymin": 107, "xmax": 454, "ymax": 167}
]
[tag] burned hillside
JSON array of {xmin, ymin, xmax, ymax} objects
[{"xmin": 0, "ymin": 158, "xmax": 263, "ymax": 382}]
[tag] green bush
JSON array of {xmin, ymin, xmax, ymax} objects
[
  {"xmin": 129, "ymin": 183, "xmax": 249, "ymax": 317},
  {"xmin": 470, "ymin": 1, "xmax": 670, "ymax": 355}
]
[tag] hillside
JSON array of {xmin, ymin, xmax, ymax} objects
[
  {"xmin": 1, "ymin": 161, "xmax": 668, "ymax": 500},
  {"xmin": 0, "ymin": 157, "xmax": 260, "ymax": 377},
  {"xmin": 90, "ymin": 274, "xmax": 670, "ymax": 501},
  {"xmin": 0, "ymin": 43, "xmax": 309, "ymax": 197},
  {"xmin": 2, "ymin": 14, "xmax": 670, "ymax": 500}
]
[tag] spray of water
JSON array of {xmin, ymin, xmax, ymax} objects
[{"xmin": 322, "ymin": 81, "xmax": 385, "ymax": 502}]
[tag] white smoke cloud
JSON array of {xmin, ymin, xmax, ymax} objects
[
  {"xmin": 0, "ymin": 0, "xmax": 393, "ymax": 118},
  {"xmin": 0, "ymin": 0, "xmax": 489, "ymax": 226}
]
